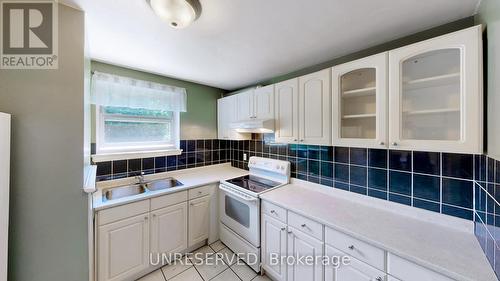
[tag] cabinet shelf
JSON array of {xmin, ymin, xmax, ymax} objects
[
  {"xmin": 342, "ymin": 87, "xmax": 376, "ymax": 98},
  {"xmin": 403, "ymin": 73, "xmax": 460, "ymax": 90},
  {"xmin": 342, "ymin": 113, "xmax": 376, "ymax": 119},
  {"xmin": 403, "ymin": 108, "xmax": 460, "ymax": 116}
]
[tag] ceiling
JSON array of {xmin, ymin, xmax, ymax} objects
[{"xmin": 66, "ymin": 0, "xmax": 480, "ymax": 90}]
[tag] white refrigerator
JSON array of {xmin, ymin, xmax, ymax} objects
[{"xmin": 0, "ymin": 113, "xmax": 10, "ymax": 281}]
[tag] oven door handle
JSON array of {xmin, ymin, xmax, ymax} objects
[{"xmin": 219, "ymin": 185, "xmax": 258, "ymax": 202}]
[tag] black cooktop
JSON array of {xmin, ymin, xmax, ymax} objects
[{"xmin": 226, "ymin": 175, "xmax": 281, "ymax": 193}]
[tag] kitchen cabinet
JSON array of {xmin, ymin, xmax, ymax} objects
[
  {"xmin": 254, "ymin": 85, "xmax": 275, "ymax": 120},
  {"xmin": 235, "ymin": 86, "xmax": 274, "ymax": 121},
  {"xmin": 286, "ymin": 226, "xmax": 324, "ymax": 281},
  {"xmin": 332, "ymin": 53, "xmax": 388, "ymax": 148},
  {"xmin": 217, "ymin": 95, "xmax": 251, "ymax": 140},
  {"xmin": 274, "ymin": 69, "xmax": 331, "ymax": 145},
  {"xmin": 97, "ymin": 186, "xmax": 215, "ymax": 281},
  {"xmin": 325, "ymin": 245, "xmax": 386, "ymax": 281},
  {"xmin": 260, "ymin": 198, "xmax": 464, "ymax": 281},
  {"xmin": 97, "ymin": 213, "xmax": 150, "ymax": 281},
  {"xmin": 388, "ymin": 253, "xmax": 454, "ymax": 281},
  {"xmin": 298, "ymin": 69, "xmax": 331, "ymax": 145},
  {"xmin": 388, "ymin": 25, "xmax": 482, "ymax": 153},
  {"xmin": 188, "ymin": 195, "xmax": 210, "ymax": 247},
  {"xmin": 275, "ymin": 78, "xmax": 299, "ymax": 143},
  {"xmin": 150, "ymin": 202, "xmax": 188, "ymax": 259},
  {"xmin": 261, "ymin": 214, "xmax": 287, "ymax": 281},
  {"xmin": 237, "ymin": 89, "xmax": 255, "ymax": 121}
]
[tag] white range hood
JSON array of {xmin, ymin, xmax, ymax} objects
[{"xmin": 229, "ymin": 119, "xmax": 275, "ymax": 133}]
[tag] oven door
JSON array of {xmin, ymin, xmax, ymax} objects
[{"xmin": 219, "ymin": 183, "xmax": 260, "ymax": 247}]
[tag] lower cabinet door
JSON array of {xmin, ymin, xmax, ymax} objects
[
  {"xmin": 325, "ymin": 245, "xmax": 386, "ymax": 281},
  {"xmin": 188, "ymin": 195, "xmax": 210, "ymax": 247},
  {"xmin": 261, "ymin": 215, "xmax": 287, "ymax": 281},
  {"xmin": 150, "ymin": 202, "xmax": 188, "ymax": 261},
  {"xmin": 287, "ymin": 226, "xmax": 323, "ymax": 281},
  {"xmin": 98, "ymin": 213, "xmax": 150, "ymax": 281}
]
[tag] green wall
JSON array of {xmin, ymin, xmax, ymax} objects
[
  {"xmin": 91, "ymin": 61, "xmax": 224, "ymax": 140},
  {"xmin": 476, "ymin": 0, "xmax": 500, "ymax": 160},
  {"xmin": 0, "ymin": 5, "xmax": 88, "ymax": 281}
]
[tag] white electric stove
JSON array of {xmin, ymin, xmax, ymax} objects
[{"xmin": 219, "ymin": 157, "xmax": 290, "ymax": 272}]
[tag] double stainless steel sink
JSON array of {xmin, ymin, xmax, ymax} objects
[{"xmin": 102, "ymin": 178, "xmax": 183, "ymax": 201}]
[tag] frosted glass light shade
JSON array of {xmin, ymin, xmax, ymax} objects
[{"xmin": 149, "ymin": 0, "xmax": 201, "ymax": 29}]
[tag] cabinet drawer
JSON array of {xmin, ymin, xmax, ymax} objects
[
  {"xmin": 151, "ymin": 191, "xmax": 188, "ymax": 210},
  {"xmin": 325, "ymin": 227, "xmax": 385, "ymax": 271},
  {"xmin": 288, "ymin": 211, "xmax": 323, "ymax": 240},
  {"xmin": 388, "ymin": 253, "xmax": 453, "ymax": 281},
  {"xmin": 189, "ymin": 185, "xmax": 214, "ymax": 200},
  {"xmin": 262, "ymin": 201, "xmax": 287, "ymax": 223},
  {"xmin": 97, "ymin": 200, "xmax": 149, "ymax": 226}
]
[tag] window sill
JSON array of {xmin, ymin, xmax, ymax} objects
[{"xmin": 91, "ymin": 149, "xmax": 183, "ymax": 163}]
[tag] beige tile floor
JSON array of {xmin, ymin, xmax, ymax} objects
[{"xmin": 136, "ymin": 240, "xmax": 272, "ymax": 281}]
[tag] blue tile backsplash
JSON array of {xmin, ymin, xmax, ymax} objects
[
  {"xmin": 474, "ymin": 154, "xmax": 500, "ymax": 279},
  {"xmin": 94, "ymin": 139, "xmax": 231, "ymax": 181},
  {"xmin": 229, "ymin": 134, "xmax": 479, "ymax": 221}
]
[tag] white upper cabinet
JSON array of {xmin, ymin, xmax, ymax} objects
[
  {"xmin": 217, "ymin": 95, "xmax": 251, "ymax": 140},
  {"xmin": 254, "ymin": 85, "xmax": 275, "ymax": 120},
  {"xmin": 274, "ymin": 71, "xmax": 331, "ymax": 145},
  {"xmin": 332, "ymin": 53, "xmax": 388, "ymax": 148},
  {"xmin": 299, "ymin": 69, "xmax": 332, "ymax": 145},
  {"xmin": 388, "ymin": 25, "xmax": 482, "ymax": 153},
  {"xmin": 275, "ymin": 78, "xmax": 300, "ymax": 143},
  {"xmin": 237, "ymin": 89, "xmax": 255, "ymax": 120}
]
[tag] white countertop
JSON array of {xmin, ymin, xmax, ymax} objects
[
  {"xmin": 260, "ymin": 179, "xmax": 497, "ymax": 281},
  {"xmin": 92, "ymin": 163, "xmax": 248, "ymax": 211}
]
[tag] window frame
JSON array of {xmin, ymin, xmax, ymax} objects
[{"xmin": 95, "ymin": 105, "xmax": 180, "ymax": 155}]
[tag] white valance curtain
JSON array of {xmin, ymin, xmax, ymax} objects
[{"xmin": 91, "ymin": 71, "xmax": 187, "ymax": 112}]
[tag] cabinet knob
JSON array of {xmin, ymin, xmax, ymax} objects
[
  {"xmin": 190, "ymin": 203, "xmax": 195, "ymax": 206},
  {"xmin": 348, "ymin": 245, "xmax": 355, "ymax": 250},
  {"xmin": 293, "ymin": 139, "xmax": 298, "ymax": 142},
  {"xmin": 270, "ymin": 210, "xmax": 276, "ymax": 214},
  {"xmin": 376, "ymin": 277, "xmax": 383, "ymax": 281},
  {"xmin": 300, "ymin": 139, "xmax": 304, "ymax": 142},
  {"xmin": 281, "ymin": 227, "xmax": 286, "ymax": 231},
  {"xmin": 198, "ymin": 191, "xmax": 203, "ymax": 194},
  {"xmin": 152, "ymin": 214, "xmax": 156, "ymax": 217},
  {"xmin": 301, "ymin": 223, "xmax": 307, "ymax": 228},
  {"xmin": 379, "ymin": 142, "xmax": 385, "ymax": 145},
  {"xmin": 392, "ymin": 142, "xmax": 398, "ymax": 146},
  {"xmin": 287, "ymin": 230, "xmax": 293, "ymax": 234},
  {"xmin": 144, "ymin": 216, "xmax": 148, "ymax": 221}
]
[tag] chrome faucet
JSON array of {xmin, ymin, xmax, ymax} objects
[{"xmin": 135, "ymin": 171, "xmax": 146, "ymax": 184}]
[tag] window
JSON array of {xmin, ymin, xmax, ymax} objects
[
  {"xmin": 91, "ymin": 71, "xmax": 187, "ymax": 158},
  {"xmin": 96, "ymin": 106, "xmax": 179, "ymax": 154}
]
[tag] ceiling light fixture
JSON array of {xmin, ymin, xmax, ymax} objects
[{"xmin": 149, "ymin": 0, "xmax": 201, "ymax": 29}]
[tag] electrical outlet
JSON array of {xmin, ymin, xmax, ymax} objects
[{"xmin": 243, "ymin": 153, "xmax": 247, "ymax": 161}]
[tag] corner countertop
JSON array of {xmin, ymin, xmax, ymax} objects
[
  {"xmin": 92, "ymin": 163, "xmax": 248, "ymax": 211},
  {"xmin": 260, "ymin": 179, "xmax": 497, "ymax": 281}
]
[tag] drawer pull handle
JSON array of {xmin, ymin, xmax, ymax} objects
[
  {"xmin": 281, "ymin": 227, "xmax": 286, "ymax": 231},
  {"xmin": 376, "ymin": 277, "xmax": 383, "ymax": 281},
  {"xmin": 270, "ymin": 210, "xmax": 276, "ymax": 214},
  {"xmin": 348, "ymin": 245, "xmax": 355, "ymax": 250},
  {"xmin": 287, "ymin": 230, "xmax": 292, "ymax": 234},
  {"xmin": 301, "ymin": 223, "xmax": 307, "ymax": 228},
  {"xmin": 198, "ymin": 191, "xmax": 203, "ymax": 194},
  {"xmin": 144, "ymin": 216, "xmax": 148, "ymax": 221}
]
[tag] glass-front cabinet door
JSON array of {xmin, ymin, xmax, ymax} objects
[
  {"xmin": 389, "ymin": 26, "xmax": 482, "ymax": 153},
  {"xmin": 332, "ymin": 53, "xmax": 388, "ymax": 148}
]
